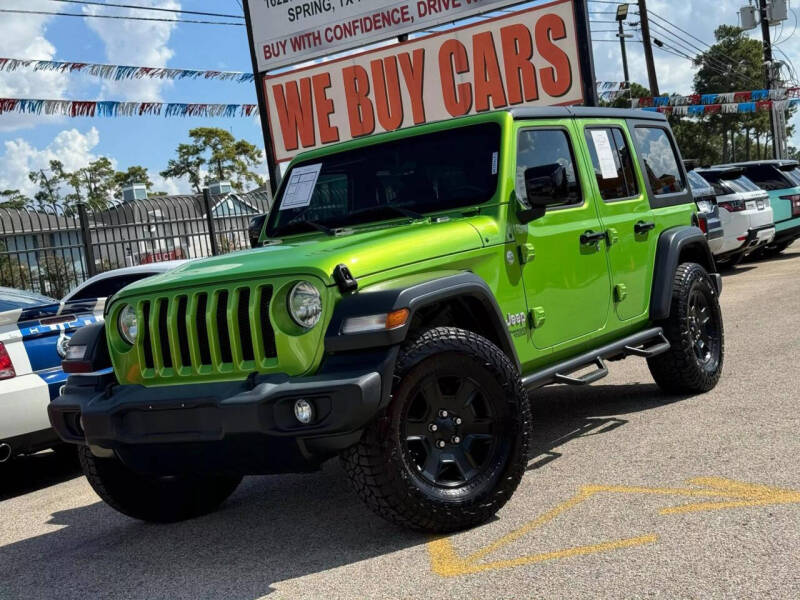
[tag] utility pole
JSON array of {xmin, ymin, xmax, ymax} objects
[
  {"xmin": 758, "ymin": 0, "xmax": 778, "ymax": 158},
  {"xmin": 574, "ymin": 0, "xmax": 599, "ymax": 106},
  {"xmin": 637, "ymin": 0, "xmax": 659, "ymax": 96},
  {"xmin": 616, "ymin": 4, "xmax": 631, "ymax": 89}
]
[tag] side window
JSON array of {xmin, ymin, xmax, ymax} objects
[
  {"xmin": 584, "ymin": 127, "xmax": 639, "ymax": 201},
  {"xmin": 633, "ymin": 127, "xmax": 685, "ymax": 196},
  {"xmin": 516, "ymin": 129, "xmax": 581, "ymax": 207}
]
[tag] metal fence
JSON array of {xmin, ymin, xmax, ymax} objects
[{"xmin": 0, "ymin": 190, "xmax": 271, "ymax": 298}]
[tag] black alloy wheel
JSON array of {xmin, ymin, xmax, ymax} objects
[{"xmin": 402, "ymin": 373, "xmax": 501, "ymax": 488}]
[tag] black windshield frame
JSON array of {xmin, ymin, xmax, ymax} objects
[{"xmin": 266, "ymin": 123, "xmax": 502, "ymax": 238}]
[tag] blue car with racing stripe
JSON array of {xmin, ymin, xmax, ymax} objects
[{"xmin": 0, "ymin": 261, "xmax": 186, "ymax": 463}]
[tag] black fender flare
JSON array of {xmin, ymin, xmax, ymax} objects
[
  {"xmin": 324, "ymin": 271, "xmax": 519, "ymax": 368},
  {"xmin": 650, "ymin": 226, "xmax": 721, "ymax": 321}
]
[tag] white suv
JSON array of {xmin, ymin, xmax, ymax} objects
[{"xmin": 694, "ymin": 167, "xmax": 775, "ymax": 267}]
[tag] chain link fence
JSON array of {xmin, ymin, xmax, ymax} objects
[{"xmin": 0, "ymin": 190, "xmax": 270, "ymax": 298}]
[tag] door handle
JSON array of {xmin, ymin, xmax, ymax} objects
[
  {"xmin": 634, "ymin": 221, "xmax": 656, "ymax": 234},
  {"xmin": 580, "ymin": 230, "xmax": 608, "ymax": 245}
]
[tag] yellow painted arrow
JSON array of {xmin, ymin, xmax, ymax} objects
[{"xmin": 429, "ymin": 477, "xmax": 800, "ymax": 577}]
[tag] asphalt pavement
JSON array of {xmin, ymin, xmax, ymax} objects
[{"xmin": 1, "ymin": 245, "xmax": 799, "ymax": 600}]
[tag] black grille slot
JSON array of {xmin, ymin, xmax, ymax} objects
[
  {"xmin": 176, "ymin": 296, "xmax": 191, "ymax": 368},
  {"xmin": 157, "ymin": 298, "xmax": 172, "ymax": 368},
  {"xmin": 260, "ymin": 286, "xmax": 277, "ymax": 359},
  {"xmin": 196, "ymin": 293, "xmax": 211, "ymax": 365},
  {"xmin": 216, "ymin": 290, "xmax": 233, "ymax": 364},
  {"xmin": 142, "ymin": 301, "xmax": 154, "ymax": 369},
  {"xmin": 238, "ymin": 288, "xmax": 254, "ymax": 362}
]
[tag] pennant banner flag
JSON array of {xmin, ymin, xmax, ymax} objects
[
  {"xmin": 641, "ymin": 98, "xmax": 800, "ymax": 115},
  {"xmin": 0, "ymin": 58, "xmax": 255, "ymax": 83},
  {"xmin": 632, "ymin": 87, "xmax": 800, "ymax": 109},
  {"xmin": 0, "ymin": 98, "xmax": 258, "ymax": 118}
]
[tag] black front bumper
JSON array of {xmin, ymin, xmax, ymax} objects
[{"xmin": 48, "ymin": 350, "xmax": 396, "ymax": 475}]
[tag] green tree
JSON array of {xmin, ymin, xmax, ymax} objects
[
  {"xmin": 0, "ymin": 241, "xmax": 32, "ymax": 289},
  {"xmin": 38, "ymin": 253, "xmax": 77, "ymax": 298},
  {"xmin": 693, "ymin": 25, "xmax": 774, "ymax": 162},
  {"xmin": 0, "ymin": 189, "xmax": 29, "ymax": 209},
  {"xmin": 161, "ymin": 128, "xmax": 265, "ymax": 193},
  {"xmin": 113, "ymin": 165, "xmax": 153, "ymax": 193},
  {"xmin": 28, "ymin": 160, "xmax": 65, "ymax": 210},
  {"xmin": 58, "ymin": 157, "xmax": 116, "ymax": 211}
]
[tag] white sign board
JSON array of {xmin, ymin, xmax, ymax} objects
[
  {"xmin": 248, "ymin": 0, "xmax": 539, "ymax": 71},
  {"xmin": 264, "ymin": 0, "xmax": 584, "ymax": 162}
]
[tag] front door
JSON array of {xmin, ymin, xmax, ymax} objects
[
  {"xmin": 514, "ymin": 123, "xmax": 612, "ymax": 350},
  {"xmin": 579, "ymin": 122, "xmax": 656, "ymax": 321}
]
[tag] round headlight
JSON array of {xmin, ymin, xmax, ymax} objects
[
  {"xmin": 118, "ymin": 304, "xmax": 138, "ymax": 344},
  {"xmin": 288, "ymin": 281, "xmax": 322, "ymax": 329}
]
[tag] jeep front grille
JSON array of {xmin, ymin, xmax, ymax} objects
[{"xmin": 137, "ymin": 284, "xmax": 277, "ymax": 378}]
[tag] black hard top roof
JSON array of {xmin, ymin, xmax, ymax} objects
[
  {"xmin": 717, "ymin": 159, "xmax": 799, "ymax": 168},
  {"xmin": 510, "ymin": 106, "xmax": 668, "ymax": 122},
  {"xmin": 695, "ymin": 166, "xmax": 744, "ymax": 174}
]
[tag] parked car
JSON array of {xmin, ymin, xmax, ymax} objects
[
  {"xmin": 687, "ymin": 170, "xmax": 724, "ymax": 254},
  {"xmin": 0, "ymin": 261, "xmax": 186, "ymax": 462},
  {"xmin": 693, "ymin": 167, "xmax": 775, "ymax": 267},
  {"xmin": 720, "ymin": 160, "xmax": 800, "ymax": 256},
  {"xmin": 52, "ymin": 107, "xmax": 724, "ymax": 531}
]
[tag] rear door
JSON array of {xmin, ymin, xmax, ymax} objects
[
  {"xmin": 579, "ymin": 121, "xmax": 655, "ymax": 321},
  {"xmin": 514, "ymin": 121, "xmax": 612, "ymax": 350}
]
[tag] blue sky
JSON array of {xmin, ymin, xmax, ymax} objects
[{"xmin": 0, "ymin": 0, "xmax": 797, "ymax": 196}]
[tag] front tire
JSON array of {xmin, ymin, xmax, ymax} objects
[
  {"xmin": 79, "ymin": 446, "xmax": 242, "ymax": 523},
  {"xmin": 341, "ymin": 327, "xmax": 530, "ymax": 533},
  {"xmin": 648, "ymin": 262, "xmax": 724, "ymax": 394}
]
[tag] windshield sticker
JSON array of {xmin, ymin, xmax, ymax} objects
[
  {"xmin": 492, "ymin": 152, "xmax": 499, "ymax": 175},
  {"xmin": 280, "ymin": 163, "xmax": 323, "ymax": 211},
  {"xmin": 590, "ymin": 130, "xmax": 618, "ymax": 180}
]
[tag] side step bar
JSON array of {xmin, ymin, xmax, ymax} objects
[{"xmin": 522, "ymin": 327, "xmax": 670, "ymax": 391}]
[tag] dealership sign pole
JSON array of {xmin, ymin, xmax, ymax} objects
[{"xmin": 243, "ymin": 0, "xmax": 597, "ymax": 189}]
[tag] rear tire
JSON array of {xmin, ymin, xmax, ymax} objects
[
  {"xmin": 341, "ymin": 327, "xmax": 530, "ymax": 533},
  {"xmin": 648, "ymin": 263, "xmax": 724, "ymax": 394},
  {"xmin": 79, "ymin": 446, "xmax": 242, "ymax": 523}
]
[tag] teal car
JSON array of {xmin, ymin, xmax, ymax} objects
[{"xmin": 722, "ymin": 160, "xmax": 800, "ymax": 255}]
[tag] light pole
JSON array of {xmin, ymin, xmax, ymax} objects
[{"xmin": 616, "ymin": 4, "xmax": 631, "ymax": 90}]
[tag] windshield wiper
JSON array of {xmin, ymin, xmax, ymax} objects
[
  {"xmin": 348, "ymin": 205, "xmax": 426, "ymax": 221},
  {"xmin": 274, "ymin": 208, "xmax": 335, "ymax": 237}
]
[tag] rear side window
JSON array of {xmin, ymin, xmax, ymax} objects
[
  {"xmin": 584, "ymin": 127, "xmax": 639, "ymax": 201},
  {"xmin": 516, "ymin": 128, "xmax": 582, "ymax": 207},
  {"xmin": 633, "ymin": 127, "xmax": 685, "ymax": 196},
  {"xmin": 742, "ymin": 165, "xmax": 794, "ymax": 190}
]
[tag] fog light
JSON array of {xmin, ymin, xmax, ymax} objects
[{"xmin": 294, "ymin": 399, "xmax": 314, "ymax": 424}]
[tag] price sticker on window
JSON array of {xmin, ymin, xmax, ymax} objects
[
  {"xmin": 590, "ymin": 130, "xmax": 619, "ymax": 180},
  {"xmin": 280, "ymin": 163, "xmax": 323, "ymax": 210}
]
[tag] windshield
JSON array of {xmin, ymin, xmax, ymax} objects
[{"xmin": 266, "ymin": 123, "xmax": 501, "ymax": 237}]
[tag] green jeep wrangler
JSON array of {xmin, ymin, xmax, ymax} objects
[{"xmin": 50, "ymin": 107, "xmax": 725, "ymax": 533}]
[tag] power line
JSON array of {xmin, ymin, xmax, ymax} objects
[
  {"xmin": 48, "ymin": 0, "xmax": 244, "ymax": 19},
  {"xmin": 0, "ymin": 8, "xmax": 244, "ymax": 25}
]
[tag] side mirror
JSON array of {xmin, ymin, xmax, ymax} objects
[
  {"xmin": 517, "ymin": 164, "xmax": 570, "ymax": 224},
  {"xmin": 248, "ymin": 214, "xmax": 267, "ymax": 248}
]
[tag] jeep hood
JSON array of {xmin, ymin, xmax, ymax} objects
[{"xmin": 115, "ymin": 219, "xmax": 485, "ymax": 298}]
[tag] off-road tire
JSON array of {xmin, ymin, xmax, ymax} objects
[
  {"xmin": 79, "ymin": 446, "xmax": 242, "ymax": 523},
  {"xmin": 341, "ymin": 327, "xmax": 530, "ymax": 533},
  {"xmin": 648, "ymin": 262, "xmax": 724, "ymax": 394}
]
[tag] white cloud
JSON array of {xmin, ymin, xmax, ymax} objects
[
  {"xmin": 0, "ymin": 128, "xmax": 104, "ymax": 196},
  {"xmin": 0, "ymin": 0, "xmax": 70, "ymax": 131},
  {"xmin": 82, "ymin": 0, "xmax": 180, "ymax": 101}
]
